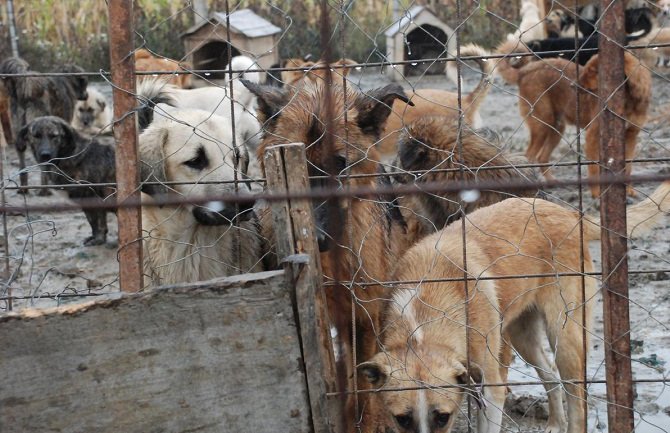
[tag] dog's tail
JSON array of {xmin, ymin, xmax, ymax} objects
[
  {"xmin": 136, "ymin": 77, "xmax": 176, "ymax": 130},
  {"xmin": 584, "ymin": 181, "xmax": 670, "ymax": 241},
  {"xmin": 458, "ymin": 43, "xmax": 493, "ymax": 115},
  {"xmin": 493, "ymin": 39, "xmax": 533, "ymax": 85}
]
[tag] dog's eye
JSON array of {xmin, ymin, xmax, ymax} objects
[
  {"xmin": 394, "ymin": 414, "xmax": 413, "ymax": 429},
  {"xmin": 434, "ymin": 412, "xmax": 450, "ymax": 429},
  {"xmin": 183, "ymin": 147, "xmax": 208, "ymax": 170}
]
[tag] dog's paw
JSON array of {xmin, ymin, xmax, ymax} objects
[
  {"xmin": 37, "ymin": 188, "xmax": 52, "ymax": 196},
  {"xmin": 83, "ymin": 236, "xmax": 106, "ymax": 246},
  {"xmin": 16, "ymin": 188, "xmax": 29, "ymax": 195}
]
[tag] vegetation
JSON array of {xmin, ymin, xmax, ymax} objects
[{"xmin": 0, "ymin": 0, "xmax": 519, "ymax": 74}]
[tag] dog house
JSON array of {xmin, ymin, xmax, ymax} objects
[
  {"xmin": 182, "ymin": 8, "xmax": 281, "ymax": 82},
  {"xmin": 385, "ymin": 6, "xmax": 456, "ymax": 82}
]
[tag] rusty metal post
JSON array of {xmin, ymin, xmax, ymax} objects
[
  {"xmin": 109, "ymin": 0, "xmax": 143, "ymax": 292},
  {"xmin": 598, "ymin": 1, "xmax": 635, "ymax": 431}
]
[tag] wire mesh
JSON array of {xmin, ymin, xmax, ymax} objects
[{"xmin": 1, "ymin": 0, "xmax": 670, "ymax": 432}]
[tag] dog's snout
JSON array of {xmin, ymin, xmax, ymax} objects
[{"xmin": 38, "ymin": 150, "xmax": 53, "ymax": 162}]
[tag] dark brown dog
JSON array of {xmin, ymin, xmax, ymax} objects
[
  {"xmin": 16, "ymin": 116, "xmax": 115, "ymax": 246},
  {"xmin": 0, "ymin": 57, "xmax": 89, "ymax": 194},
  {"xmin": 392, "ymin": 116, "xmax": 543, "ymax": 243},
  {"xmin": 517, "ymin": 52, "xmax": 651, "ymax": 197}
]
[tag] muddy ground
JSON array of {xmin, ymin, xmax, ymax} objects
[{"xmin": 1, "ymin": 64, "xmax": 669, "ymax": 432}]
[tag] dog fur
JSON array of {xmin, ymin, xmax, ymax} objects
[
  {"xmin": 0, "ymin": 57, "xmax": 89, "ymax": 194},
  {"xmin": 139, "ymin": 106, "xmax": 262, "ymax": 287},
  {"xmin": 516, "ymin": 52, "xmax": 651, "ymax": 197},
  {"xmin": 72, "ymin": 87, "xmax": 113, "ymax": 135},
  {"xmin": 15, "ymin": 116, "xmax": 115, "ymax": 245},
  {"xmin": 279, "ymin": 57, "xmax": 357, "ymax": 87},
  {"xmin": 378, "ymin": 44, "xmax": 493, "ymax": 159},
  {"xmin": 507, "ymin": 0, "xmax": 546, "ymax": 43},
  {"xmin": 391, "ymin": 116, "xmax": 543, "ymax": 243},
  {"xmin": 359, "ymin": 182, "xmax": 670, "ymax": 433},
  {"xmin": 134, "ymin": 48, "xmax": 192, "ymax": 89},
  {"xmin": 545, "ymin": 9, "xmax": 583, "ymax": 38},
  {"xmin": 634, "ymin": 26, "xmax": 670, "ymax": 69}
]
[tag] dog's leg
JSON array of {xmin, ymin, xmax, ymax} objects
[
  {"xmin": 17, "ymin": 150, "xmax": 29, "ymax": 194},
  {"xmin": 507, "ymin": 312, "xmax": 567, "ymax": 433},
  {"xmin": 534, "ymin": 123, "xmax": 563, "ymax": 182},
  {"xmin": 585, "ymin": 124, "xmax": 601, "ymax": 198},
  {"xmin": 83, "ymin": 209, "xmax": 108, "ymax": 246},
  {"xmin": 37, "ymin": 166, "xmax": 52, "ymax": 196},
  {"xmin": 624, "ymin": 126, "xmax": 640, "ymax": 197},
  {"xmin": 477, "ymin": 361, "xmax": 505, "ymax": 433}
]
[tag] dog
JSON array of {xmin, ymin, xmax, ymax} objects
[
  {"xmin": 545, "ymin": 9, "xmax": 583, "ymax": 38},
  {"xmin": 72, "ymin": 87, "xmax": 113, "ymax": 135},
  {"xmin": 359, "ymin": 182, "xmax": 670, "ymax": 433},
  {"xmin": 507, "ymin": 0, "xmax": 546, "ymax": 43},
  {"xmin": 279, "ymin": 57, "xmax": 357, "ymax": 87},
  {"xmin": 516, "ymin": 52, "xmax": 651, "ymax": 197},
  {"xmin": 378, "ymin": 44, "xmax": 493, "ymax": 159},
  {"xmin": 634, "ymin": 26, "xmax": 670, "ymax": 69},
  {"xmin": 0, "ymin": 57, "xmax": 89, "ymax": 194},
  {"xmin": 391, "ymin": 116, "xmax": 543, "ymax": 243},
  {"xmin": 134, "ymin": 48, "xmax": 192, "ymax": 89},
  {"xmin": 139, "ymin": 106, "xmax": 262, "ymax": 287},
  {"xmin": 226, "ymin": 55, "xmax": 262, "ymax": 84},
  {"xmin": 15, "ymin": 116, "xmax": 115, "ymax": 246},
  {"xmin": 659, "ymin": 0, "xmax": 670, "ymax": 26}
]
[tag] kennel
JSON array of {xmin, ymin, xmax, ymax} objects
[
  {"xmin": 181, "ymin": 8, "xmax": 281, "ymax": 82},
  {"xmin": 384, "ymin": 6, "xmax": 456, "ymax": 81}
]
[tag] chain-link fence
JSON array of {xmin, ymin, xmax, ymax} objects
[{"xmin": 1, "ymin": 0, "xmax": 670, "ymax": 432}]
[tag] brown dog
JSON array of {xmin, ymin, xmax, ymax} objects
[
  {"xmin": 391, "ymin": 116, "xmax": 543, "ymax": 243},
  {"xmin": 360, "ymin": 182, "xmax": 670, "ymax": 433},
  {"xmin": 377, "ymin": 44, "xmax": 493, "ymax": 159},
  {"xmin": 517, "ymin": 52, "xmax": 651, "ymax": 197},
  {"xmin": 280, "ymin": 57, "xmax": 357, "ymax": 87},
  {"xmin": 134, "ymin": 48, "xmax": 192, "ymax": 89}
]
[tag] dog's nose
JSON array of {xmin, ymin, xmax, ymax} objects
[{"xmin": 39, "ymin": 151, "xmax": 53, "ymax": 161}]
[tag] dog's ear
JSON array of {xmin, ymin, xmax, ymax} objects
[
  {"xmin": 97, "ymin": 98, "xmax": 106, "ymax": 111},
  {"xmin": 15, "ymin": 124, "xmax": 31, "ymax": 152},
  {"xmin": 56, "ymin": 118, "xmax": 79, "ymax": 158},
  {"xmin": 240, "ymin": 79, "xmax": 290, "ymax": 127},
  {"xmin": 139, "ymin": 126, "xmax": 169, "ymax": 196},
  {"xmin": 579, "ymin": 57, "xmax": 599, "ymax": 91},
  {"xmin": 358, "ymin": 354, "xmax": 391, "ymax": 388},
  {"xmin": 354, "ymin": 84, "xmax": 414, "ymax": 138},
  {"xmin": 398, "ymin": 136, "xmax": 429, "ymax": 172}
]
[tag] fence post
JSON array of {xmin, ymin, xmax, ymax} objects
[
  {"xmin": 108, "ymin": 0, "xmax": 143, "ymax": 293},
  {"xmin": 264, "ymin": 143, "xmax": 337, "ymax": 433},
  {"xmin": 598, "ymin": 1, "xmax": 635, "ymax": 431}
]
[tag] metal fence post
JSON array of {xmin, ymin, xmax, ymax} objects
[
  {"xmin": 109, "ymin": 0, "xmax": 143, "ymax": 293},
  {"xmin": 598, "ymin": 1, "xmax": 635, "ymax": 431}
]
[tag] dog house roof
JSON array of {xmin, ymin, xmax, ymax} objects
[
  {"xmin": 384, "ymin": 5, "xmax": 441, "ymax": 37},
  {"xmin": 183, "ymin": 8, "xmax": 281, "ymax": 38}
]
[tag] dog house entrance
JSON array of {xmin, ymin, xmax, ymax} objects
[
  {"xmin": 405, "ymin": 24, "xmax": 448, "ymax": 76},
  {"xmin": 193, "ymin": 41, "xmax": 241, "ymax": 80}
]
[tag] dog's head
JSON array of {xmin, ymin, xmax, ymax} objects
[
  {"xmin": 75, "ymin": 88, "xmax": 107, "ymax": 128},
  {"xmin": 359, "ymin": 350, "xmax": 485, "ymax": 433},
  {"xmin": 139, "ymin": 107, "xmax": 253, "ymax": 226},
  {"xmin": 16, "ymin": 116, "xmax": 77, "ymax": 163},
  {"xmin": 57, "ymin": 64, "xmax": 89, "ymax": 101},
  {"xmin": 242, "ymin": 79, "xmax": 411, "ymax": 250}
]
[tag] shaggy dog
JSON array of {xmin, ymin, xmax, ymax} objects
[
  {"xmin": 15, "ymin": 116, "xmax": 115, "ymax": 246},
  {"xmin": 72, "ymin": 87, "xmax": 113, "ymax": 135},
  {"xmin": 243, "ymin": 79, "xmax": 412, "ymax": 378},
  {"xmin": 359, "ymin": 182, "xmax": 670, "ymax": 433},
  {"xmin": 517, "ymin": 52, "xmax": 651, "ymax": 197},
  {"xmin": 0, "ymin": 57, "xmax": 88, "ymax": 194},
  {"xmin": 391, "ymin": 116, "xmax": 543, "ymax": 242},
  {"xmin": 378, "ymin": 44, "xmax": 493, "ymax": 159},
  {"xmin": 139, "ymin": 106, "xmax": 262, "ymax": 287},
  {"xmin": 507, "ymin": 0, "xmax": 546, "ymax": 42},
  {"xmin": 134, "ymin": 48, "xmax": 192, "ymax": 89}
]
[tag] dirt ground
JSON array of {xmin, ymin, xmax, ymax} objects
[{"xmin": 1, "ymin": 64, "xmax": 669, "ymax": 431}]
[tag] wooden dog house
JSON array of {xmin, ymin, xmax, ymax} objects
[
  {"xmin": 182, "ymin": 8, "xmax": 281, "ymax": 82},
  {"xmin": 385, "ymin": 6, "xmax": 456, "ymax": 82}
]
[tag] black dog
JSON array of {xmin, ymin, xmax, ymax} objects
[
  {"xmin": 0, "ymin": 57, "xmax": 88, "ymax": 194},
  {"xmin": 16, "ymin": 116, "xmax": 116, "ymax": 246}
]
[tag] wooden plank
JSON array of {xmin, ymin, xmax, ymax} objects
[
  {"xmin": 264, "ymin": 143, "xmax": 338, "ymax": 433},
  {"xmin": 0, "ymin": 270, "xmax": 311, "ymax": 433}
]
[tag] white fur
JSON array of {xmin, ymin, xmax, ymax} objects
[
  {"xmin": 507, "ymin": 0, "xmax": 545, "ymax": 43},
  {"xmin": 227, "ymin": 55, "xmax": 262, "ymax": 85},
  {"xmin": 392, "ymin": 288, "xmax": 423, "ymax": 343},
  {"xmin": 72, "ymin": 87, "xmax": 113, "ymax": 135}
]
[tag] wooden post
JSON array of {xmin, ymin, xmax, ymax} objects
[{"xmin": 264, "ymin": 143, "xmax": 337, "ymax": 433}]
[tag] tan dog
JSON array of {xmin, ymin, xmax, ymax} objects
[
  {"xmin": 377, "ymin": 44, "xmax": 493, "ymax": 159},
  {"xmin": 134, "ymin": 48, "xmax": 192, "ymax": 89},
  {"xmin": 360, "ymin": 182, "xmax": 670, "ymax": 433},
  {"xmin": 507, "ymin": 0, "xmax": 546, "ymax": 42},
  {"xmin": 634, "ymin": 27, "xmax": 670, "ymax": 69},
  {"xmin": 139, "ymin": 106, "xmax": 261, "ymax": 287},
  {"xmin": 517, "ymin": 52, "xmax": 651, "ymax": 197},
  {"xmin": 72, "ymin": 87, "xmax": 113, "ymax": 135},
  {"xmin": 280, "ymin": 57, "xmax": 357, "ymax": 87}
]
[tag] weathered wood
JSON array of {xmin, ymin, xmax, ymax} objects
[
  {"xmin": 0, "ymin": 270, "xmax": 312, "ymax": 433},
  {"xmin": 264, "ymin": 143, "xmax": 337, "ymax": 433}
]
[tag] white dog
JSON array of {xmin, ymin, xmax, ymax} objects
[
  {"xmin": 72, "ymin": 87, "xmax": 113, "ymax": 135},
  {"xmin": 659, "ymin": 0, "xmax": 670, "ymax": 27},
  {"xmin": 139, "ymin": 106, "xmax": 262, "ymax": 287},
  {"xmin": 507, "ymin": 0, "xmax": 545, "ymax": 42}
]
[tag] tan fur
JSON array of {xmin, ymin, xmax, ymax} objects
[
  {"xmin": 361, "ymin": 182, "xmax": 670, "ymax": 433},
  {"xmin": 633, "ymin": 27, "xmax": 670, "ymax": 70},
  {"xmin": 517, "ymin": 52, "xmax": 651, "ymax": 197},
  {"xmin": 378, "ymin": 44, "xmax": 493, "ymax": 158},
  {"xmin": 280, "ymin": 57, "xmax": 357, "ymax": 87},
  {"xmin": 493, "ymin": 38, "xmax": 532, "ymax": 85},
  {"xmin": 72, "ymin": 87, "xmax": 113, "ymax": 135},
  {"xmin": 134, "ymin": 48, "xmax": 192, "ymax": 89},
  {"xmin": 139, "ymin": 107, "xmax": 261, "ymax": 287}
]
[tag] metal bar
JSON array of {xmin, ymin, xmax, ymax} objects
[
  {"xmin": 108, "ymin": 0, "xmax": 143, "ymax": 293},
  {"xmin": 0, "ymin": 125, "xmax": 12, "ymax": 311},
  {"xmin": 598, "ymin": 1, "xmax": 635, "ymax": 432},
  {"xmin": 6, "ymin": 0, "xmax": 20, "ymax": 58}
]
